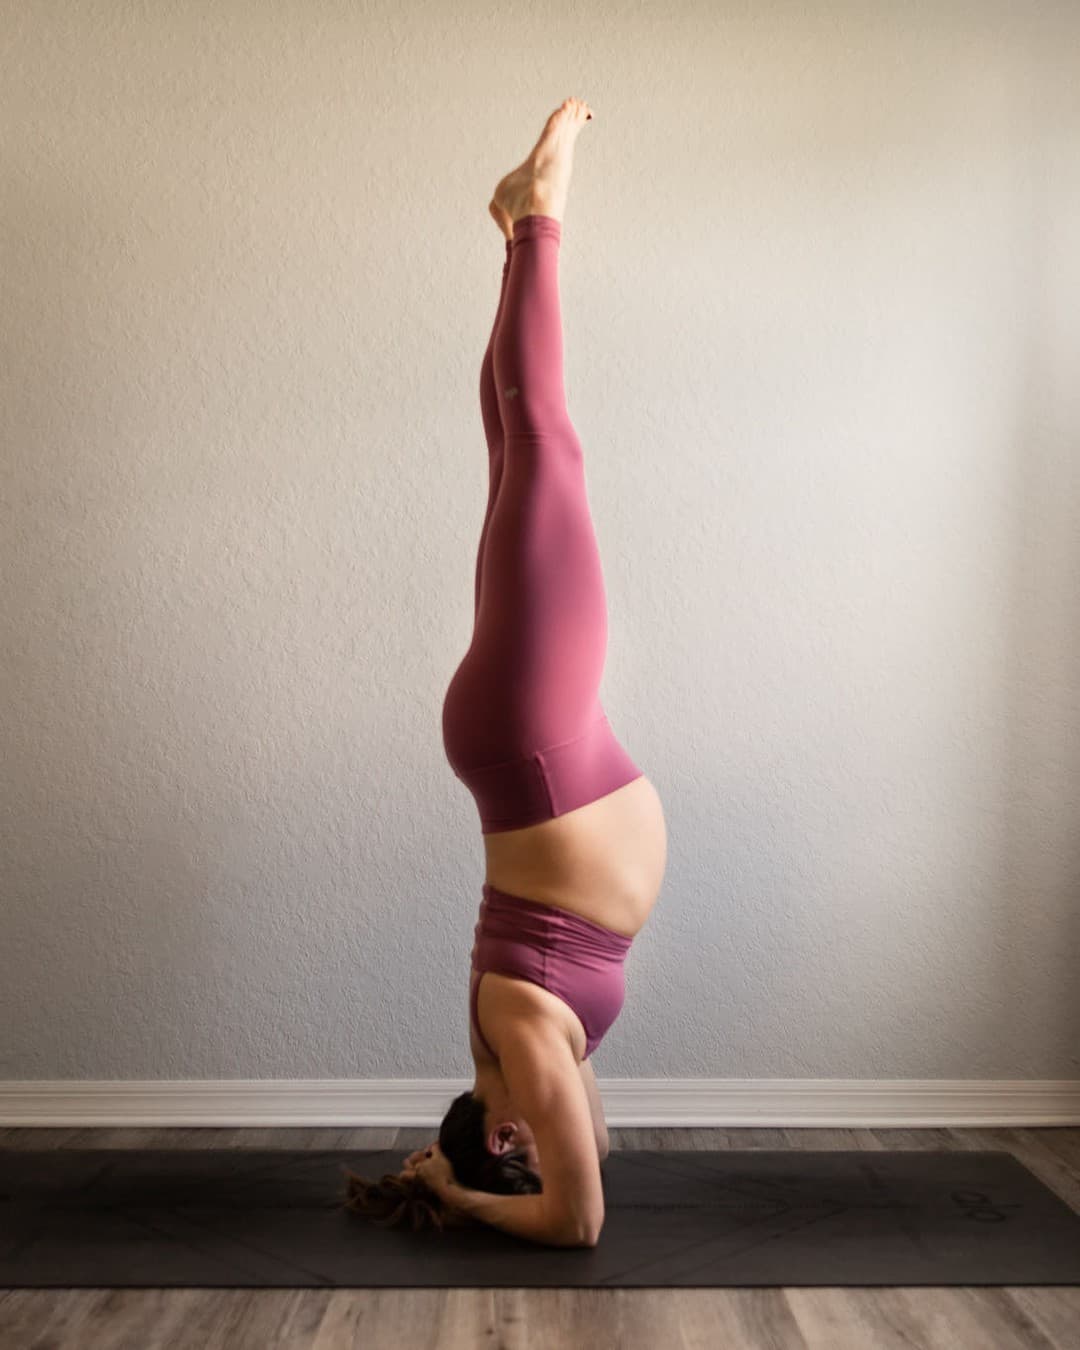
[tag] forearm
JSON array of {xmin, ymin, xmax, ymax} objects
[{"xmin": 446, "ymin": 1184, "xmax": 593, "ymax": 1248}]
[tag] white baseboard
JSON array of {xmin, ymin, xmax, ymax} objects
[{"xmin": 1, "ymin": 1079, "xmax": 1078, "ymax": 1128}]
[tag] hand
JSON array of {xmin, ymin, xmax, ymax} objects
[
  {"xmin": 402, "ymin": 1140, "xmax": 439, "ymax": 1173},
  {"xmin": 404, "ymin": 1141, "xmax": 459, "ymax": 1203}
]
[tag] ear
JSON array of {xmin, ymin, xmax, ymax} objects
[{"xmin": 487, "ymin": 1121, "xmax": 517, "ymax": 1155}]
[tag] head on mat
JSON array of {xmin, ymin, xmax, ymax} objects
[
  {"xmin": 341, "ymin": 1096, "xmax": 541, "ymax": 1233},
  {"xmin": 345, "ymin": 95, "xmax": 668, "ymax": 1245}
]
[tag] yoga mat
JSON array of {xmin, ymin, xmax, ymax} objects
[{"xmin": 2, "ymin": 1149, "xmax": 1079, "ymax": 1288}]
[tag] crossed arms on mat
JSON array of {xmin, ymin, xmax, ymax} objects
[{"xmin": 456, "ymin": 1018, "xmax": 606, "ymax": 1246}]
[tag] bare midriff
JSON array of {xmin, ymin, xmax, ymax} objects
[{"xmin": 481, "ymin": 774, "xmax": 668, "ymax": 939}]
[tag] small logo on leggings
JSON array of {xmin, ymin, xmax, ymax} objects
[{"xmin": 503, "ymin": 385, "xmax": 519, "ymax": 399}]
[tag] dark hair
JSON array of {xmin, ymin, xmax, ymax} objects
[
  {"xmin": 439, "ymin": 1088, "xmax": 543, "ymax": 1194},
  {"xmin": 341, "ymin": 1089, "xmax": 542, "ymax": 1234}
]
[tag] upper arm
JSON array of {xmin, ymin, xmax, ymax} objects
[
  {"xmin": 578, "ymin": 1057, "xmax": 610, "ymax": 1159},
  {"xmin": 499, "ymin": 1020, "xmax": 605, "ymax": 1244}
]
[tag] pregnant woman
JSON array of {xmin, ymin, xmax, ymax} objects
[{"xmin": 346, "ymin": 98, "xmax": 668, "ymax": 1247}]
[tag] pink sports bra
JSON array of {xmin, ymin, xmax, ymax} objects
[{"xmin": 469, "ymin": 883, "xmax": 634, "ymax": 1060}]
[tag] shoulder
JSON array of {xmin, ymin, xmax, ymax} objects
[{"xmin": 473, "ymin": 970, "xmax": 587, "ymax": 1063}]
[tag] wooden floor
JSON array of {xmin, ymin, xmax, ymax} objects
[{"xmin": 0, "ymin": 1126, "xmax": 1077, "ymax": 1349}]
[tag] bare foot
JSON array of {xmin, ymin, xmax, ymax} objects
[
  {"xmin": 492, "ymin": 97, "xmax": 594, "ymax": 227},
  {"xmin": 488, "ymin": 198, "xmax": 513, "ymax": 241}
]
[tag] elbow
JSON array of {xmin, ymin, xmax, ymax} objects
[
  {"xmin": 573, "ymin": 1213, "xmax": 605, "ymax": 1248},
  {"xmin": 552, "ymin": 1209, "xmax": 604, "ymax": 1248}
]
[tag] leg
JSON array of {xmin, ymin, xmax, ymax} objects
[
  {"xmin": 444, "ymin": 214, "xmax": 608, "ymax": 766},
  {"xmin": 493, "ymin": 214, "xmax": 573, "ymax": 441},
  {"xmin": 473, "ymin": 238, "xmax": 513, "ymax": 622},
  {"xmin": 443, "ymin": 102, "xmax": 642, "ymax": 828}
]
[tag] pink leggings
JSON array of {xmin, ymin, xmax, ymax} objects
[{"xmin": 441, "ymin": 214, "xmax": 643, "ymax": 834}]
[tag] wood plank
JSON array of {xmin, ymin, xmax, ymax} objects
[
  {"xmin": 0, "ymin": 1126, "xmax": 398, "ymax": 1151},
  {"xmin": 786, "ymin": 1287, "xmax": 1060, "ymax": 1350},
  {"xmin": 871, "ymin": 1127, "xmax": 967, "ymax": 1151},
  {"xmin": 392, "ymin": 1126, "xmax": 443, "ymax": 1152},
  {"xmin": 675, "ymin": 1289, "xmax": 809, "ymax": 1348},
  {"xmin": 781, "ymin": 1129, "xmax": 883, "ymax": 1150},
  {"xmin": 0, "ymin": 1127, "xmax": 86, "ymax": 1149},
  {"xmin": 311, "ymin": 1291, "xmax": 494, "ymax": 1350},
  {"xmin": 4, "ymin": 1286, "xmax": 1080, "ymax": 1350},
  {"xmin": 1034, "ymin": 1128, "xmax": 1080, "ymax": 1180},
  {"xmin": 0, "ymin": 1290, "xmax": 83, "ymax": 1348},
  {"xmin": 506, "ymin": 1289, "xmax": 688, "ymax": 1349},
  {"xmin": 1006, "ymin": 1286, "xmax": 1080, "ymax": 1350}
]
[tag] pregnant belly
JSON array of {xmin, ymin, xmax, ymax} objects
[{"xmin": 482, "ymin": 775, "xmax": 668, "ymax": 938}]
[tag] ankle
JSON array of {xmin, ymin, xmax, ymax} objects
[{"xmin": 509, "ymin": 191, "xmax": 561, "ymax": 225}]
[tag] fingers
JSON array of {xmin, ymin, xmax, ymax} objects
[
  {"xmin": 402, "ymin": 1141, "xmax": 438, "ymax": 1169},
  {"xmin": 407, "ymin": 1144, "xmax": 440, "ymax": 1170}
]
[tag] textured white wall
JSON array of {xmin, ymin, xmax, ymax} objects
[{"xmin": 2, "ymin": 0, "xmax": 1077, "ymax": 1083}]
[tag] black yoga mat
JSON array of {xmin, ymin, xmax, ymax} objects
[{"xmin": 2, "ymin": 1148, "xmax": 1079, "ymax": 1288}]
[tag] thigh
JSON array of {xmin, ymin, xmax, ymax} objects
[{"xmin": 445, "ymin": 430, "xmax": 608, "ymax": 765}]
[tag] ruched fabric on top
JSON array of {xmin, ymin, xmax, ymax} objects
[{"xmin": 469, "ymin": 883, "xmax": 634, "ymax": 1060}]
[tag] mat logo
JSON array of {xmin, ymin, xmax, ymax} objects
[
  {"xmin": 503, "ymin": 386, "xmax": 519, "ymax": 399},
  {"xmin": 949, "ymin": 1189, "xmax": 1020, "ymax": 1223}
]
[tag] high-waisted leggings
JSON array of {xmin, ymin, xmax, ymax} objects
[{"xmin": 441, "ymin": 214, "xmax": 643, "ymax": 834}]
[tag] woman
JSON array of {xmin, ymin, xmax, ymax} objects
[{"xmin": 346, "ymin": 97, "xmax": 668, "ymax": 1247}]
